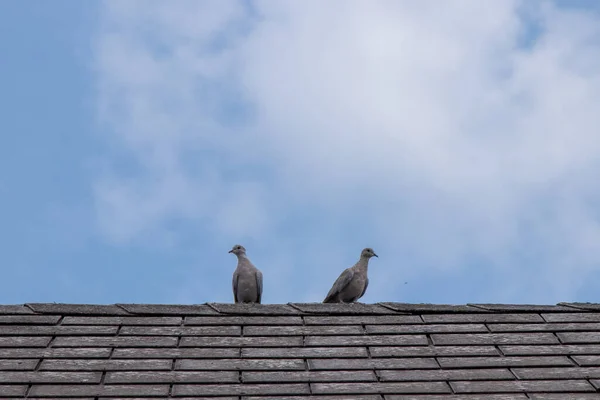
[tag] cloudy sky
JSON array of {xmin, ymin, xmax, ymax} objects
[{"xmin": 2, "ymin": 0, "xmax": 600, "ymax": 306}]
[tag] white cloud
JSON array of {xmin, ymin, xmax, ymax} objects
[{"xmin": 93, "ymin": 0, "xmax": 600, "ymax": 303}]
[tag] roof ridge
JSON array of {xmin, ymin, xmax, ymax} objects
[{"xmin": 0, "ymin": 302, "xmax": 595, "ymax": 316}]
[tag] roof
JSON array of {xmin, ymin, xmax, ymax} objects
[{"xmin": 1, "ymin": 302, "xmax": 600, "ymax": 399}]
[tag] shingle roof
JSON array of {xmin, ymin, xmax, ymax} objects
[{"xmin": 1, "ymin": 302, "xmax": 600, "ymax": 399}]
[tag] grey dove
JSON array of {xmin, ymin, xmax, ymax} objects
[
  {"xmin": 229, "ymin": 244, "xmax": 263, "ymax": 304},
  {"xmin": 323, "ymin": 247, "xmax": 378, "ymax": 303}
]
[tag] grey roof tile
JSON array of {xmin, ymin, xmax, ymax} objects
[
  {"xmin": 180, "ymin": 336, "xmax": 302, "ymax": 347},
  {"xmin": 113, "ymin": 347, "xmax": 240, "ymax": 359},
  {"xmin": 366, "ymin": 323, "xmax": 487, "ymax": 334},
  {"xmin": 468, "ymin": 303, "xmax": 575, "ymax": 312},
  {"xmin": 304, "ymin": 315, "xmax": 423, "ymax": 325},
  {"xmin": 0, "ymin": 315, "xmax": 60, "ymax": 324},
  {"xmin": 105, "ymin": 371, "xmax": 239, "ymax": 384},
  {"xmin": 0, "ymin": 385, "xmax": 28, "ymax": 396},
  {"xmin": 242, "ymin": 347, "xmax": 368, "ymax": 359},
  {"xmin": 385, "ymin": 396, "xmax": 529, "ymax": 400},
  {"xmin": 488, "ymin": 322, "xmax": 600, "ymax": 332},
  {"xmin": 40, "ymin": 359, "xmax": 173, "ymax": 371},
  {"xmin": 308, "ymin": 358, "xmax": 439, "ymax": 370},
  {"xmin": 500, "ymin": 344, "xmax": 600, "ymax": 356},
  {"xmin": 558, "ymin": 332, "xmax": 600, "ymax": 344},
  {"xmin": 450, "ymin": 379, "xmax": 595, "ymax": 393},
  {"xmin": 0, "ymin": 336, "xmax": 52, "ymax": 347},
  {"xmin": 0, "ymin": 325, "xmax": 118, "ymax": 336},
  {"xmin": 572, "ymin": 355, "xmax": 600, "ymax": 366},
  {"xmin": 210, "ymin": 303, "xmax": 300, "ymax": 315},
  {"xmin": 513, "ymin": 366, "xmax": 600, "ymax": 379},
  {"xmin": 117, "ymin": 303, "xmax": 219, "ymax": 315},
  {"xmin": 0, "ymin": 305, "xmax": 34, "ymax": 314},
  {"xmin": 290, "ymin": 303, "xmax": 393, "ymax": 314},
  {"xmin": 0, "ymin": 371, "xmax": 101, "ymax": 384},
  {"xmin": 0, "ymin": 359, "xmax": 39, "ymax": 370},
  {"xmin": 29, "ymin": 384, "xmax": 170, "ymax": 396},
  {"xmin": 26, "ymin": 303, "xmax": 130, "ymax": 315},
  {"xmin": 245, "ymin": 396, "xmax": 381, "ymax": 400},
  {"xmin": 558, "ymin": 302, "xmax": 600, "ymax": 311},
  {"xmin": 244, "ymin": 325, "xmax": 364, "ymax": 336},
  {"xmin": 52, "ymin": 336, "xmax": 178, "ymax": 348},
  {"xmin": 381, "ymin": 303, "xmax": 486, "ymax": 313},
  {"xmin": 431, "ymin": 332, "xmax": 559, "ymax": 345},
  {"xmin": 369, "ymin": 345, "xmax": 499, "ymax": 358},
  {"xmin": 311, "ymin": 381, "xmax": 452, "ymax": 394},
  {"xmin": 529, "ymin": 395, "xmax": 600, "ymax": 400},
  {"xmin": 176, "ymin": 358, "xmax": 306, "ymax": 371},
  {"xmin": 543, "ymin": 313, "xmax": 600, "ymax": 322},
  {"xmin": 242, "ymin": 370, "xmax": 377, "ymax": 383},
  {"xmin": 379, "ymin": 368, "xmax": 513, "ymax": 381},
  {"xmin": 0, "ymin": 347, "xmax": 112, "ymax": 359},
  {"xmin": 1, "ymin": 302, "xmax": 599, "ymax": 398},
  {"xmin": 173, "ymin": 383, "xmax": 311, "ymax": 396},
  {"xmin": 437, "ymin": 356, "xmax": 573, "ymax": 368},
  {"xmin": 118, "ymin": 325, "xmax": 241, "ymax": 336},
  {"xmin": 185, "ymin": 315, "xmax": 303, "ymax": 325},
  {"xmin": 423, "ymin": 313, "xmax": 544, "ymax": 323},
  {"xmin": 305, "ymin": 334, "xmax": 428, "ymax": 346},
  {"xmin": 62, "ymin": 316, "xmax": 182, "ymax": 325}
]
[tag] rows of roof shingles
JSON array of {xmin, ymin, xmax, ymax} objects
[{"xmin": 0, "ymin": 302, "xmax": 600, "ymax": 399}]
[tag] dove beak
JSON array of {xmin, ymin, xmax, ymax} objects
[
  {"xmin": 228, "ymin": 249, "xmax": 233, "ymax": 253},
  {"xmin": 373, "ymin": 253, "xmax": 378, "ymax": 258}
]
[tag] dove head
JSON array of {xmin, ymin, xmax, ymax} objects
[
  {"xmin": 361, "ymin": 247, "xmax": 378, "ymax": 259},
  {"xmin": 228, "ymin": 244, "xmax": 247, "ymax": 256}
]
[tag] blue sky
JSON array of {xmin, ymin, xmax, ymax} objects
[{"xmin": 1, "ymin": 1, "xmax": 600, "ymax": 306}]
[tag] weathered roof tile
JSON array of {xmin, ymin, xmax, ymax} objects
[
  {"xmin": 52, "ymin": 336, "xmax": 178, "ymax": 347},
  {"xmin": 558, "ymin": 302, "xmax": 600, "ymax": 311},
  {"xmin": 308, "ymin": 358, "xmax": 438, "ymax": 370},
  {"xmin": 306, "ymin": 334, "xmax": 428, "ymax": 347},
  {"xmin": 290, "ymin": 303, "xmax": 392, "ymax": 314},
  {"xmin": 242, "ymin": 370, "xmax": 377, "ymax": 383},
  {"xmin": 381, "ymin": 303, "xmax": 486, "ymax": 313},
  {"xmin": 423, "ymin": 313, "xmax": 544, "ymax": 323},
  {"xmin": 177, "ymin": 359, "xmax": 306, "ymax": 371},
  {"xmin": 311, "ymin": 381, "xmax": 452, "ymax": 394},
  {"xmin": 210, "ymin": 303, "xmax": 300, "ymax": 315},
  {"xmin": 304, "ymin": 315, "xmax": 422, "ymax": 325},
  {"xmin": 29, "ymin": 384, "xmax": 170, "ymax": 396},
  {"xmin": 0, "ymin": 371, "xmax": 101, "ymax": 384},
  {"xmin": 370, "ymin": 345, "xmax": 499, "ymax": 358},
  {"xmin": 185, "ymin": 315, "xmax": 303, "ymax": 325},
  {"xmin": 437, "ymin": 356, "xmax": 573, "ymax": 368},
  {"xmin": 557, "ymin": 332, "xmax": 600, "ymax": 344},
  {"xmin": 379, "ymin": 368, "xmax": 514, "ymax": 381},
  {"xmin": 0, "ymin": 359, "xmax": 39, "ymax": 370},
  {"xmin": 117, "ymin": 303, "xmax": 218, "ymax": 315},
  {"xmin": 26, "ymin": 303, "xmax": 129, "ymax": 315},
  {"xmin": 450, "ymin": 379, "xmax": 595, "ymax": 393},
  {"xmin": 0, "ymin": 305, "xmax": 34, "ymax": 314},
  {"xmin": 431, "ymin": 332, "xmax": 559, "ymax": 345},
  {"xmin": 105, "ymin": 371, "xmax": 240, "ymax": 384},
  {"xmin": 0, "ymin": 315, "xmax": 60, "ymax": 325},
  {"xmin": 242, "ymin": 347, "xmax": 368, "ymax": 359},
  {"xmin": 39, "ymin": 359, "xmax": 173, "ymax": 371},
  {"xmin": 173, "ymin": 383, "xmax": 311, "ymax": 396},
  {"xmin": 62, "ymin": 316, "xmax": 182, "ymax": 325},
  {"xmin": 468, "ymin": 303, "xmax": 575, "ymax": 312},
  {"xmin": 0, "ymin": 385, "xmax": 28, "ymax": 396}
]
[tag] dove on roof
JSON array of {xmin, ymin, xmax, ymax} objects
[
  {"xmin": 229, "ymin": 244, "xmax": 263, "ymax": 304},
  {"xmin": 323, "ymin": 247, "xmax": 378, "ymax": 303}
]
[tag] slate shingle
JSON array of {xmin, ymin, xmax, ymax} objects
[{"xmin": 1, "ymin": 302, "xmax": 600, "ymax": 398}]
